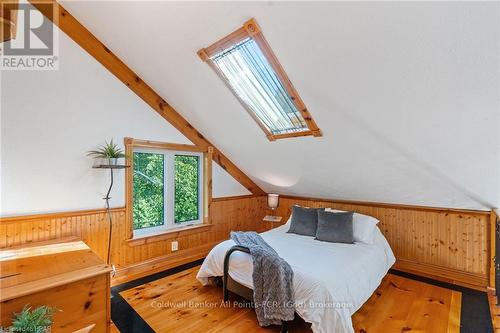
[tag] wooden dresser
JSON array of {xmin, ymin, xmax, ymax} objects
[{"xmin": 0, "ymin": 237, "xmax": 111, "ymax": 333}]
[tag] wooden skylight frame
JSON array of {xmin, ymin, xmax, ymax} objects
[{"xmin": 198, "ymin": 18, "xmax": 322, "ymax": 141}]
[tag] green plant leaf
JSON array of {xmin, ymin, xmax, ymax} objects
[
  {"xmin": 10, "ymin": 305, "xmax": 56, "ymax": 333},
  {"xmin": 86, "ymin": 139, "xmax": 126, "ymax": 159}
]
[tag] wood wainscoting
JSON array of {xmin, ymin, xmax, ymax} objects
[
  {"xmin": 0, "ymin": 194, "xmax": 492, "ymax": 289},
  {"xmin": 270, "ymin": 196, "xmax": 491, "ymax": 289},
  {"xmin": 0, "ymin": 196, "xmax": 266, "ymax": 283}
]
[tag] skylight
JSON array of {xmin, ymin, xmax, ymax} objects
[{"xmin": 198, "ymin": 19, "xmax": 321, "ymax": 141}]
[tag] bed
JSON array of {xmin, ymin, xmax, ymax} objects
[{"xmin": 197, "ymin": 219, "xmax": 396, "ymax": 333}]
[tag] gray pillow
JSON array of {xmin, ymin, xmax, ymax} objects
[
  {"xmin": 315, "ymin": 210, "xmax": 354, "ymax": 244},
  {"xmin": 287, "ymin": 205, "xmax": 323, "ymax": 236}
]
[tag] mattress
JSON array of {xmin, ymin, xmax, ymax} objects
[{"xmin": 197, "ymin": 222, "xmax": 396, "ymax": 333}]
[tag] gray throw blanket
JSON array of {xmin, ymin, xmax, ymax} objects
[{"xmin": 230, "ymin": 231, "xmax": 294, "ymax": 326}]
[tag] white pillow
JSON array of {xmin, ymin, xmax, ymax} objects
[{"xmin": 325, "ymin": 208, "xmax": 379, "ymax": 244}]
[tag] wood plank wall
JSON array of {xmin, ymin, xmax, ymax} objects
[
  {"xmin": 0, "ymin": 195, "xmax": 491, "ymax": 288},
  {"xmin": 270, "ymin": 196, "xmax": 491, "ymax": 288},
  {"xmin": 0, "ymin": 196, "xmax": 266, "ymax": 280}
]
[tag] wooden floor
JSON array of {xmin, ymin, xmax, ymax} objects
[
  {"xmin": 488, "ymin": 291, "xmax": 500, "ymax": 332},
  {"xmin": 110, "ymin": 321, "xmax": 120, "ymax": 333},
  {"xmin": 120, "ymin": 266, "xmax": 461, "ymax": 333}
]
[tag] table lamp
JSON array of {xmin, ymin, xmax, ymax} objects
[{"xmin": 263, "ymin": 194, "xmax": 281, "ymax": 222}]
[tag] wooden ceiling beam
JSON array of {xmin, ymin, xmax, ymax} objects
[
  {"xmin": 1, "ymin": 0, "xmax": 19, "ymax": 42},
  {"xmin": 28, "ymin": 0, "xmax": 265, "ymax": 195}
]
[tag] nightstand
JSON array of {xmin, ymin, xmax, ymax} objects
[{"xmin": 262, "ymin": 215, "xmax": 282, "ymax": 231}]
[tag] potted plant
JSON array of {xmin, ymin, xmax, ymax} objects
[
  {"xmin": 87, "ymin": 139, "xmax": 126, "ymax": 165},
  {"xmin": 8, "ymin": 305, "xmax": 56, "ymax": 333}
]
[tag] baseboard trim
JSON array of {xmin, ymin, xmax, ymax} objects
[
  {"xmin": 394, "ymin": 259, "xmax": 487, "ymax": 291},
  {"xmin": 112, "ymin": 242, "xmax": 217, "ymax": 286}
]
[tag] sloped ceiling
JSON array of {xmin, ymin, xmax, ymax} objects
[{"xmin": 61, "ymin": 1, "xmax": 499, "ymax": 210}]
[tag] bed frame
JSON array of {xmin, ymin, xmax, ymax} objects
[{"xmin": 223, "ymin": 245, "xmax": 290, "ymax": 333}]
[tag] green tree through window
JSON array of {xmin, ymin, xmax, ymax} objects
[
  {"xmin": 133, "ymin": 152, "xmax": 164, "ymax": 229},
  {"xmin": 175, "ymin": 155, "xmax": 199, "ymax": 223},
  {"xmin": 132, "ymin": 151, "xmax": 201, "ymax": 231}
]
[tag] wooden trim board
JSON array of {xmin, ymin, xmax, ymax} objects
[
  {"xmin": 490, "ymin": 210, "xmax": 498, "ymax": 289},
  {"xmin": 124, "ymin": 138, "xmax": 209, "ymax": 153},
  {"xmin": 126, "ymin": 224, "xmax": 213, "ymax": 247},
  {"xmin": 394, "ymin": 259, "xmax": 487, "ymax": 291},
  {"xmin": 0, "ymin": 207, "xmax": 126, "ymax": 223},
  {"xmin": 212, "ymin": 194, "xmax": 260, "ymax": 202}
]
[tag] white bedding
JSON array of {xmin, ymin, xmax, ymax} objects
[{"xmin": 197, "ymin": 223, "xmax": 395, "ymax": 333}]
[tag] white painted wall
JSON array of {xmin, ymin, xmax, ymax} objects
[
  {"xmin": 212, "ymin": 163, "xmax": 250, "ymax": 198},
  {"xmin": 61, "ymin": 1, "xmax": 499, "ymax": 210},
  {"xmin": 0, "ymin": 19, "xmax": 249, "ymax": 217}
]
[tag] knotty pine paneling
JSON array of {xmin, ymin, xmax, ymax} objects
[
  {"xmin": 270, "ymin": 196, "xmax": 490, "ymax": 288},
  {"xmin": 0, "ymin": 197, "xmax": 267, "ymax": 272}
]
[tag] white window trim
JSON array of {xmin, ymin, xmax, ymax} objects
[{"xmin": 132, "ymin": 147, "xmax": 204, "ymax": 238}]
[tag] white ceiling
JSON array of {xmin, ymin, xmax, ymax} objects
[{"xmin": 60, "ymin": 1, "xmax": 500, "ymax": 210}]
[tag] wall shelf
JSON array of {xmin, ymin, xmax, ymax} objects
[{"xmin": 92, "ymin": 164, "xmax": 130, "ymax": 169}]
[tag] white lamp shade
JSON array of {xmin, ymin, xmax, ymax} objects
[{"xmin": 267, "ymin": 194, "xmax": 279, "ymax": 209}]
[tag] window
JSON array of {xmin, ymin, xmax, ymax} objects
[
  {"xmin": 133, "ymin": 152, "xmax": 165, "ymax": 230},
  {"xmin": 174, "ymin": 155, "xmax": 200, "ymax": 223},
  {"xmin": 198, "ymin": 18, "xmax": 321, "ymax": 141},
  {"xmin": 125, "ymin": 138, "xmax": 212, "ymax": 238}
]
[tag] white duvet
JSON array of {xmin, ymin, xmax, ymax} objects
[{"xmin": 197, "ymin": 223, "xmax": 395, "ymax": 333}]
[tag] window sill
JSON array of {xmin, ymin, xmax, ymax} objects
[{"xmin": 127, "ymin": 223, "xmax": 213, "ymax": 247}]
